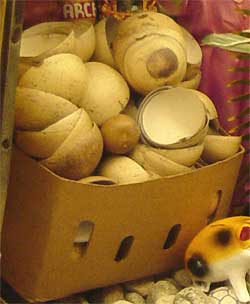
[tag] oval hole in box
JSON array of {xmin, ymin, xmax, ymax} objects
[
  {"xmin": 91, "ymin": 180, "xmax": 115, "ymax": 185},
  {"xmin": 73, "ymin": 220, "xmax": 94, "ymax": 256},
  {"xmin": 163, "ymin": 224, "xmax": 181, "ymax": 249},
  {"xmin": 115, "ymin": 236, "xmax": 134, "ymax": 262},
  {"xmin": 207, "ymin": 190, "xmax": 223, "ymax": 224}
]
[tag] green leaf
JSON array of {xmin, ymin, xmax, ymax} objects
[
  {"xmin": 238, "ymin": 121, "xmax": 250, "ymax": 131},
  {"xmin": 229, "ymin": 93, "xmax": 250, "ymax": 103},
  {"xmin": 237, "ymin": 53, "xmax": 250, "ymax": 60},
  {"xmin": 241, "ymin": 164, "xmax": 250, "ymax": 176},
  {"xmin": 229, "ymin": 121, "xmax": 250, "ymax": 134},
  {"xmin": 202, "ymin": 33, "xmax": 250, "ymax": 54},
  {"xmin": 227, "ymin": 107, "xmax": 250, "ymax": 121},
  {"xmin": 245, "ymin": 148, "xmax": 250, "ymax": 155},
  {"xmin": 236, "ymin": 8, "xmax": 250, "ymax": 16},
  {"xmin": 171, "ymin": 0, "xmax": 184, "ymax": 5},
  {"xmin": 238, "ymin": 107, "xmax": 250, "ymax": 119},
  {"xmin": 236, "ymin": 173, "xmax": 249, "ymax": 189},
  {"xmin": 243, "ymin": 134, "xmax": 250, "ymax": 141},
  {"xmin": 243, "ymin": 189, "xmax": 250, "ymax": 196},
  {"xmin": 227, "ymin": 79, "xmax": 250, "ymax": 87},
  {"xmin": 240, "ymin": 30, "xmax": 250, "ymax": 38},
  {"xmin": 228, "ymin": 66, "xmax": 250, "ymax": 73}
]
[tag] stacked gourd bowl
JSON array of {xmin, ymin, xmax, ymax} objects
[{"xmin": 15, "ymin": 12, "xmax": 242, "ymax": 184}]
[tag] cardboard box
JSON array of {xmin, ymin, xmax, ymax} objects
[{"xmin": 1, "ymin": 146, "xmax": 244, "ymax": 302}]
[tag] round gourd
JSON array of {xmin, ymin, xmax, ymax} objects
[
  {"xmin": 81, "ymin": 62, "xmax": 130, "ymax": 125},
  {"xmin": 137, "ymin": 87, "xmax": 208, "ymax": 149},
  {"xmin": 15, "ymin": 87, "xmax": 78, "ymax": 131},
  {"xmin": 181, "ymin": 26, "xmax": 202, "ymax": 66},
  {"xmin": 177, "ymin": 65, "xmax": 201, "ymax": 90},
  {"xmin": 93, "ymin": 18, "xmax": 117, "ymax": 68},
  {"xmin": 146, "ymin": 142, "xmax": 205, "ymax": 166},
  {"xmin": 20, "ymin": 21, "xmax": 95, "ymax": 63},
  {"xmin": 113, "ymin": 11, "xmax": 185, "ymax": 72},
  {"xmin": 97, "ymin": 155, "xmax": 151, "ymax": 185},
  {"xmin": 15, "ymin": 110, "xmax": 82, "ymax": 159},
  {"xmin": 202, "ymin": 135, "xmax": 241, "ymax": 163},
  {"xmin": 15, "ymin": 101, "xmax": 103, "ymax": 180},
  {"xmin": 19, "ymin": 53, "xmax": 89, "ymax": 107},
  {"xmin": 101, "ymin": 114, "xmax": 140, "ymax": 154},
  {"xmin": 112, "ymin": 11, "xmax": 187, "ymax": 95},
  {"xmin": 189, "ymin": 89, "xmax": 218, "ymax": 120},
  {"xmin": 20, "ymin": 22, "xmax": 74, "ymax": 62},
  {"xmin": 130, "ymin": 144, "xmax": 192, "ymax": 176},
  {"xmin": 122, "ymin": 98, "xmax": 138, "ymax": 121},
  {"xmin": 73, "ymin": 22, "xmax": 96, "ymax": 61},
  {"xmin": 41, "ymin": 110, "xmax": 103, "ymax": 180},
  {"xmin": 123, "ymin": 34, "xmax": 187, "ymax": 94}
]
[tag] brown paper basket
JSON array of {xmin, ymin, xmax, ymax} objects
[{"xmin": 1, "ymin": 146, "xmax": 244, "ymax": 302}]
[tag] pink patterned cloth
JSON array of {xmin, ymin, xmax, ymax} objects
[{"xmin": 158, "ymin": 0, "xmax": 250, "ymax": 212}]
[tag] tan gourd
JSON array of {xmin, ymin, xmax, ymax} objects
[
  {"xmin": 113, "ymin": 11, "xmax": 185, "ymax": 72},
  {"xmin": 122, "ymin": 98, "xmax": 138, "ymax": 121},
  {"xmin": 137, "ymin": 87, "xmax": 209, "ymax": 149},
  {"xmin": 177, "ymin": 65, "xmax": 201, "ymax": 90},
  {"xmin": 41, "ymin": 110, "xmax": 103, "ymax": 180},
  {"xmin": 15, "ymin": 87, "xmax": 78, "ymax": 131},
  {"xmin": 97, "ymin": 156, "xmax": 151, "ymax": 184},
  {"xmin": 112, "ymin": 11, "xmax": 187, "ymax": 95},
  {"xmin": 202, "ymin": 135, "xmax": 241, "ymax": 163},
  {"xmin": 20, "ymin": 21, "xmax": 95, "ymax": 63},
  {"xmin": 123, "ymin": 35, "xmax": 187, "ymax": 94},
  {"xmin": 15, "ymin": 92, "xmax": 103, "ymax": 179},
  {"xmin": 181, "ymin": 26, "xmax": 202, "ymax": 66},
  {"xmin": 19, "ymin": 53, "xmax": 89, "ymax": 107},
  {"xmin": 129, "ymin": 145, "xmax": 193, "ymax": 176},
  {"xmin": 18, "ymin": 61, "xmax": 32, "ymax": 80},
  {"xmin": 81, "ymin": 62, "xmax": 130, "ymax": 125},
  {"xmin": 134, "ymin": 143, "xmax": 204, "ymax": 167},
  {"xmin": 73, "ymin": 22, "xmax": 96, "ymax": 61},
  {"xmin": 15, "ymin": 110, "xmax": 82, "ymax": 159},
  {"xmin": 93, "ymin": 18, "xmax": 117, "ymax": 68},
  {"xmin": 189, "ymin": 89, "xmax": 218, "ymax": 120},
  {"xmin": 101, "ymin": 114, "xmax": 140, "ymax": 154},
  {"xmin": 176, "ymin": 27, "xmax": 202, "ymax": 89},
  {"xmin": 20, "ymin": 22, "xmax": 74, "ymax": 62}
]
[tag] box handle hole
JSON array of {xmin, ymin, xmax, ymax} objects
[
  {"xmin": 115, "ymin": 235, "xmax": 134, "ymax": 262},
  {"xmin": 2, "ymin": 138, "xmax": 10, "ymax": 150},
  {"xmin": 73, "ymin": 220, "xmax": 94, "ymax": 257},
  {"xmin": 207, "ymin": 190, "xmax": 223, "ymax": 224},
  {"xmin": 163, "ymin": 224, "xmax": 181, "ymax": 249}
]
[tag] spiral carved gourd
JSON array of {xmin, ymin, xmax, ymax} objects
[{"xmin": 15, "ymin": 54, "xmax": 104, "ymax": 180}]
